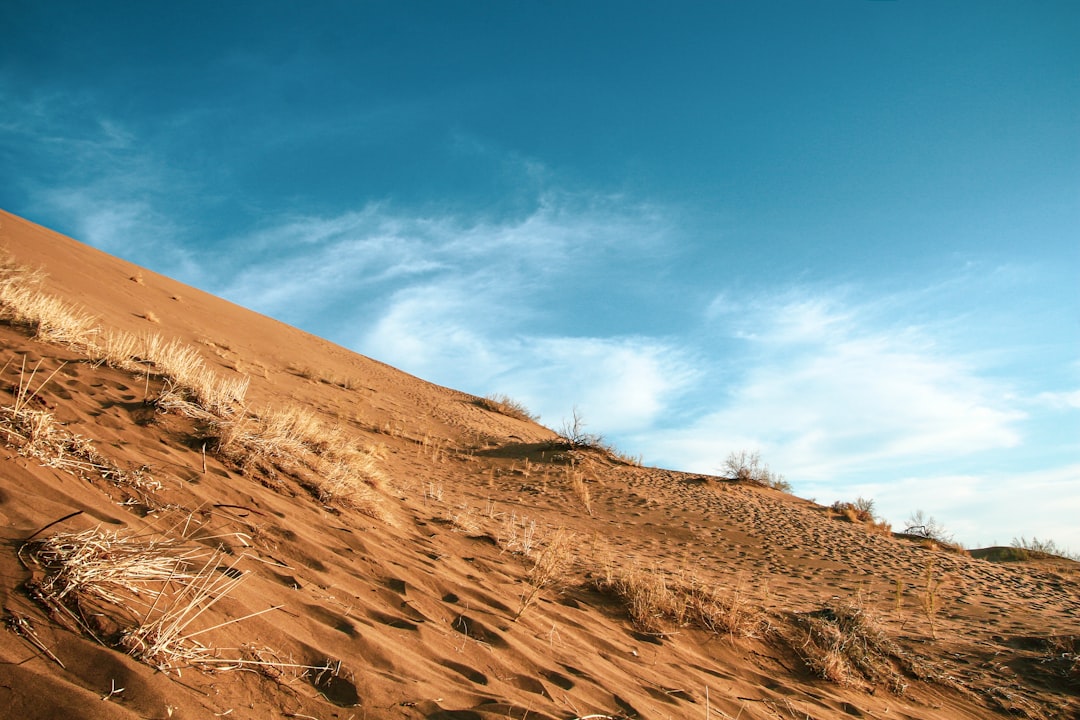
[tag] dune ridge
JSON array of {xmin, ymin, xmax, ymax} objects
[{"xmin": 0, "ymin": 208, "xmax": 1076, "ymax": 720}]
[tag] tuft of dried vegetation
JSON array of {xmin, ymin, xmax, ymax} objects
[
  {"xmin": 0, "ymin": 254, "xmax": 97, "ymax": 349},
  {"xmin": 476, "ymin": 393, "xmax": 538, "ymax": 422},
  {"xmin": 595, "ymin": 567, "xmax": 769, "ymax": 638},
  {"xmin": 514, "ymin": 528, "xmax": 573, "ymax": 620},
  {"xmin": 210, "ymin": 404, "xmax": 389, "ymax": 519},
  {"xmin": 791, "ymin": 597, "xmax": 934, "ymax": 694},
  {"xmin": 21, "ymin": 526, "xmax": 281, "ymax": 673}
]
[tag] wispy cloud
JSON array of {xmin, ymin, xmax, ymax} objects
[{"xmin": 650, "ymin": 289, "xmax": 1027, "ymax": 479}]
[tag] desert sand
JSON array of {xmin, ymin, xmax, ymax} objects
[{"xmin": 0, "ymin": 207, "xmax": 1076, "ymax": 720}]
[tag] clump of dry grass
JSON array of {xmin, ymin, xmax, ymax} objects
[
  {"xmin": 831, "ymin": 497, "xmax": 892, "ymax": 536},
  {"xmin": 514, "ymin": 528, "xmax": 573, "ymax": 620},
  {"xmin": 144, "ymin": 334, "xmax": 249, "ymax": 418},
  {"xmin": 312, "ymin": 447, "xmax": 387, "ymax": 519},
  {"xmin": 23, "ymin": 526, "xmax": 286, "ymax": 675},
  {"xmin": 595, "ymin": 568, "xmax": 769, "ymax": 638},
  {"xmin": 476, "ymin": 393, "xmax": 538, "ymax": 422},
  {"xmin": 88, "ymin": 329, "xmax": 144, "ymax": 371},
  {"xmin": 570, "ymin": 469, "xmax": 594, "ymax": 516},
  {"xmin": 211, "ymin": 404, "xmax": 389, "ymax": 519},
  {"xmin": 791, "ymin": 597, "xmax": 933, "ymax": 694},
  {"xmin": 0, "ymin": 253, "xmax": 98, "ymax": 349}
]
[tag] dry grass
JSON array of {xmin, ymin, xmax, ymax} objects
[
  {"xmin": 791, "ymin": 596, "xmax": 933, "ymax": 694},
  {"xmin": 595, "ymin": 567, "xmax": 768, "ymax": 638},
  {"xmin": 23, "ymin": 526, "xmax": 288, "ymax": 675},
  {"xmin": 0, "ymin": 255, "xmax": 98, "ymax": 349},
  {"xmin": 514, "ymin": 528, "xmax": 572, "ymax": 620},
  {"xmin": 88, "ymin": 329, "xmax": 144, "ymax": 371},
  {"xmin": 312, "ymin": 448, "xmax": 387, "ymax": 519},
  {"xmin": 570, "ymin": 470, "xmax": 594, "ymax": 516},
  {"xmin": 144, "ymin": 334, "xmax": 249, "ymax": 418},
  {"xmin": 476, "ymin": 393, "xmax": 538, "ymax": 422},
  {"xmin": 212, "ymin": 404, "xmax": 389, "ymax": 518}
]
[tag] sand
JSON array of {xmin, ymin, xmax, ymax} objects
[{"xmin": 0, "ymin": 207, "xmax": 1076, "ymax": 720}]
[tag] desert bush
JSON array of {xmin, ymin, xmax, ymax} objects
[
  {"xmin": 557, "ymin": 407, "xmax": 607, "ymax": 449},
  {"xmin": 903, "ymin": 510, "xmax": 954, "ymax": 546},
  {"xmin": 722, "ymin": 450, "xmax": 792, "ymax": 492},
  {"xmin": 476, "ymin": 393, "xmax": 538, "ymax": 422}
]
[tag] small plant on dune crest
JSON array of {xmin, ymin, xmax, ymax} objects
[
  {"xmin": 476, "ymin": 393, "xmax": 538, "ymax": 422},
  {"xmin": 722, "ymin": 450, "xmax": 792, "ymax": 492},
  {"xmin": 513, "ymin": 529, "xmax": 573, "ymax": 621},
  {"xmin": 557, "ymin": 407, "xmax": 606, "ymax": 450},
  {"xmin": 1011, "ymin": 536, "xmax": 1080, "ymax": 561},
  {"xmin": 831, "ymin": 497, "xmax": 892, "ymax": 536},
  {"xmin": 903, "ymin": 510, "xmax": 962, "ymax": 552}
]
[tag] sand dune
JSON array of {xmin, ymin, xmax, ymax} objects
[{"xmin": 0, "ymin": 208, "xmax": 1076, "ymax": 720}]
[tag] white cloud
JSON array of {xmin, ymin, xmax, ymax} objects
[
  {"xmin": 1033, "ymin": 389, "xmax": 1080, "ymax": 410},
  {"xmin": 646, "ymin": 291, "xmax": 1025, "ymax": 480}
]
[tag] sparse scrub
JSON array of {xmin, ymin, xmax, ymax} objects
[
  {"xmin": 722, "ymin": 450, "xmax": 792, "ymax": 492},
  {"xmin": 1011, "ymin": 536, "xmax": 1079, "ymax": 561},
  {"xmin": 476, "ymin": 393, "xmax": 538, "ymax": 422}
]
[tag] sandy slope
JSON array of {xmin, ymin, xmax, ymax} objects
[{"xmin": 0, "ymin": 208, "xmax": 1076, "ymax": 720}]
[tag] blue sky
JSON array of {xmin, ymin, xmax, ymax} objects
[{"xmin": 2, "ymin": 1, "xmax": 1077, "ymax": 550}]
